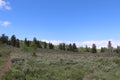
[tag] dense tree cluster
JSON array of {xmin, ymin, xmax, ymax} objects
[
  {"xmin": 59, "ymin": 43, "xmax": 66, "ymax": 51},
  {"xmin": 1, "ymin": 34, "xmax": 120, "ymax": 54},
  {"xmin": 59, "ymin": 43, "xmax": 78, "ymax": 52},
  {"xmin": 33, "ymin": 37, "xmax": 42, "ymax": 48},
  {"xmin": 0, "ymin": 34, "xmax": 20, "ymax": 48},
  {"xmin": 85, "ymin": 45, "xmax": 91, "ymax": 52},
  {"xmin": 0, "ymin": 34, "xmax": 55, "ymax": 49},
  {"xmin": 101, "ymin": 47, "xmax": 107, "ymax": 53},
  {"xmin": 0, "ymin": 34, "xmax": 8, "ymax": 44},
  {"xmin": 49, "ymin": 43, "xmax": 54, "ymax": 49},
  {"xmin": 24, "ymin": 38, "xmax": 31, "ymax": 47}
]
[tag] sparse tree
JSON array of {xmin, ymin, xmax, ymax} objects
[
  {"xmin": 69, "ymin": 43, "xmax": 73, "ymax": 51},
  {"xmin": 115, "ymin": 46, "xmax": 120, "ymax": 57},
  {"xmin": 59, "ymin": 43, "xmax": 66, "ymax": 51},
  {"xmin": 62, "ymin": 43, "xmax": 66, "ymax": 51},
  {"xmin": 101, "ymin": 47, "xmax": 107, "ymax": 53},
  {"xmin": 78, "ymin": 47, "xmax": 85, "ymax": 52},
  {"xmin": 16, "ymin": 39, "xmax": 20, "ymax": 48},
  {"xmin": 0, "ymin": 34, "xmax": 9, "ymax": 44},
  {"xmin": 85, "ymin": 45, "xmax": 91, "ymax": 52},
  {"xmin": 108, "ymin": 41, "xmax": 113, "ymax": 54},
  {"xmin": 116, "ymin": 46, "xmax": 120, "ymax": 53},
  {"xmin": 43, "ymin": 42, "xmax": 47, "ymax": 48},
  {"xmin": 10, "ymin": 35, "xmax": 16, "ymax": 47},
  {"xmin": 73, "ymin": 43, "xmax": 78, "ymax": 52},
  {"xmin": 33, "ymin": 37, "xmax": 42, "ymax": 48},
  {"xmin": 24, "ymin": 38, "xmax": 30, "ymax": 47},
  {"xmin": 30, "ymin": 41, "xmax": 37, "ymax": 56},
  {"xmin": 21, "ymin": 42, "xmax": 29, "ymax": 53},
  {"xmin": 91, "ymin": 44, "xmax": 97, "ymax": 53},
  {"xmin": 59, "ymin": 43, "xmax": 62, "ymax": 50},
  {"xmin": 49, "ymin": 43, "xmax": 54, "ymax": 49}
]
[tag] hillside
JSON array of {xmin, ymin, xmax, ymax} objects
[{"xmin": 1, "ymin": 47, "xmax": 120, "ymax": 80}]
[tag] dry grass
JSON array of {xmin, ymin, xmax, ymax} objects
[{"xmin": 2, "ymin": 48, "xmax": 120, "ymax": 80}]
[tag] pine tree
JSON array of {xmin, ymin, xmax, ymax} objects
[
  {"xmin": 91, "ymin": 44, "xmax": 97, "ymax": 53},
  {"xmin": 108, "ymin": 41, "xmax": 113, "ymax": 54},
  {"xmin": 69, "ymin": 44, "xmax": 73, "ymax": 51},
  {"xmin": 49, "ymin": 43, "xmax": 54, "ymax": 49},
  {"xmin": 59, "ymin": 43, "xmax": 66, "ymax": 51},
  {"xmin": 0, "ymin": 34, "xmax": 9, "ymax": 44},
  {"xmin": 73, "ymin": 43, "xmax": 78, "ymax": 52},
  {"xmin": 37, "ymin": 41, "xmax": 42, "ymax": 48},
  {"xmin": 43, "ymin": 42, "xmax": 47, "ymax": 48},
  {"xmin": 21, "ymin": 42, "xmax": 29, "ymax": 53},
  {"xmin": 116, "ymin": 46, "xmax": 120, "ymax": 53},
  {"xmin": 62, "ymin": 43, "xmax": 66, "ymax": 51},
  {"xmin": 16, "ymin": 39, "xmax": 20, "ymax": 48},
  {"xmin": 85, "ymin": 45, "xmax": 90, "ymax": 52},
  {"xmin": 10, "ymin": 35, "xmax": 16, "ymax": 47},
  {"xmin": 24, "ymin": 38, "xmax": 29, "ymax": 47},
  {"xmin": 59, "ymin": 43, "xmax": 62, "ymax": 50},
  {"xmin": 33, "ymin": 37, "xmax": 37, "ymax": 44},
  {"xmin": 33, "ymin": 37, "xmax": 42, "ymax": 48},
  {"xmin": 101, "ymin": 47, "xmax": 107, "ymax": 53},
  {"xmin": 30, "ymin": 41, "xmax": 37, "ymax": 56}
]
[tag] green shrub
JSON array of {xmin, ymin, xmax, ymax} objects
[{"xmin": 113, "ymin": 59, "xmax": 120, "ymax": 65}]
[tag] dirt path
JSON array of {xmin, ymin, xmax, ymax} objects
[{"xmin": 0, "ymin": 57, "xmax": 11, "ymax": 77}]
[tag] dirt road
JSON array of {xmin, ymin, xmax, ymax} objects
[{"xmin": 0, "ymin": 57, "xmax": 11, "ymax": 77}]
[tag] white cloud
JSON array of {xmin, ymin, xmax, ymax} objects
[
  {"xmin": 0, "ymin": 21, "xmax": 11, "ymax": 27},
  {"xmin": 0, "ymin": 0, "xmax": 11, "ymax": 10},
  {"xmin": 42, "ymin": 39, "xmax": 120, "ymax": 49}
]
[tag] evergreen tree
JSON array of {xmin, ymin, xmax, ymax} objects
[
  {"xmin": 101, "ymin": 47, "xmax": 107, "ymax": 53},
  {"xmin": 108, "ymin": 41, "xmax": 113, "ymax": 54},
  {"xmin": 37, "ymin": 41, "xmax": 42, "ymax": 48},
  {"xmin": 91, "ymin": 44, "xmax": 97, "ymax": 53},
  {"xmin": 33, "ymin": 37, "xmax": 42, "ymax": 48},
  {"xmin": 21, "ymin": 42, "xmax": 29, "ymax": 52},
  {"xmin": 10, "ymin": 35, "xmax": 16, "ymax": 47},
  {"xmin": 33, "ymin": 37, "xmax": 37, "ymax": 44},
  {"xmin": 116, "ymin": 46, "xmax": 120, "ymax": 53},
  {"xmin": 16, "ymin": 39, "xmax": 20, "ymax": 48},
  {"xmin": 85, "ymin": 45, "xmax": 91, "ymax": 52},
  {"xmin": 62, "ymin": 43, "xmax": 66, "ymax": 51},
  {"xmin": 30, "ymin": 41, "xmax": 37, "ymax": 56},
  {"xmin": 59, "ymin": 43, "xmax": 66, "ymax": 51},
  {"xmin": 72, "ymin": 43, "xmax": 78, "ymax": 52},
  {"xmin": 43, "ymin": 42, "xmax": 47, "ymax": 48},
  {"xmin": 0, "ymin": 34, "xmax": 9, "ymax": 44},
  {"xmin": 24, "ymin": 38, "xmax": 29, "ymax": 47},
  {"xmin": 27, "ymin": 40, "xmax": 31, "ymax": 47},
  {"xmin": 59, "ymin": 43, "xmax": 62, "ymax": 50},
  {"xmin": 49, "ymin": 43, "xmax": 54, "ymax": 49},
  {"xmin": 67, "ymin": 44, "xmax": 73, "ymax": 51}
]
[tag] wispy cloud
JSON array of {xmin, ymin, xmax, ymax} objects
[
  {"xmin": 0, "ymin": 0, "xmax": 11, "ymax": 10},
  {"xmin": 0, "ymin": 21, "xmax": 11, "ymax": 27},
  {"xmin": 0, "ymin": 0, "xmax": 11, "ymax": 27},
  {"xmin": 42, "ymin": 39, "xmax": 120, "ymax": 48}
]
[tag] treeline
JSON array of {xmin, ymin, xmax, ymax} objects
[
  {"xmin": 24, "ymin": 37, "xmax": 54, "ymax": 49},
  {"xmin": 0, "ymin": 34, "xmax": 120, "ymax": 54},
  {"xmin": 0, "ymin": 34, "xmax": 20, "ymax": 47},
  {"xmin": 59, "ymin": 43, "xmax": 78, "ymax": 52},
  {"xmin": 0, "ymin": 34, "xmax": 54, "ymax": 49}
]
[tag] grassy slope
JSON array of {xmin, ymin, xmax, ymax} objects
[
  {"xmin": 2, "ymin": 48, "xmax": 120, "ymax": 80},
  {"xmin": 0, "ymin": 45, "xmax": 11, "ymax": 68}
]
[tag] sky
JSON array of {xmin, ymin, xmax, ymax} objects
[{"xmin": 0, "ymin": 0, "xmax": 120, "ymax": 48}]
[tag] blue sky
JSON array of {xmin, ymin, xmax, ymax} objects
[{"xmin": 0, "ymin": 0, "xmax": 120, "ymax": 47}]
